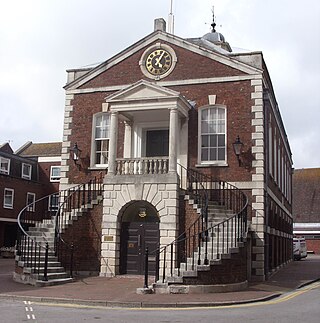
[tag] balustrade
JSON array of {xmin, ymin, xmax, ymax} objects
[{"xmin": 115, "ymin": 157, "xmax": 169, "ymax": 175}]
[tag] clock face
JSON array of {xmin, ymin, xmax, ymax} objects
[{"xmin": 145, "ymin": 49, "xmax": 172, "ymax": 76}]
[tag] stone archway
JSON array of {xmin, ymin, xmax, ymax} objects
[{"xmin": 119, "ymin": 201, "xmax": 159, "ymax": 275}]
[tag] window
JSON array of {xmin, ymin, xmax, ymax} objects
[
  {"xmin": 0, "ymin": 157, "xmax": 10, "ymax": 175},
  {"xmin": 22, "ymin": 163, "xmax": 32, "ymax": 180},
  {"xmin": 3, "ymin": 188, "xmax": 14, "ymax": 209},
  {"xmin": 268, "ymin": 117, "xmax": 273, "ymax": 176},
  {"xmin": 26, "ymin": 192, "xmax": 36, "ymax": 212},
  {"xmin": 49, "ymin": 194, "xmax": 59, "ymax": 211},
  {"xmin": 92, "ymin": 113, "xmax": 110, "ymax": 166},
  {"xmin": 198, "ymin": 106, "xmax": 226, "ymax": 164},
  {"xmin": 50, "ymin": 166, "xmax": 61, "ymax": 182}
]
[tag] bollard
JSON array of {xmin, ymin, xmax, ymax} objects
[
  {"xmin": 43, "ymin": 242, "xmax": 49, "ymax": 281},
  {"xmin": 155, "ymin": 247, "xmax": 160, "ymax": 283},
  {"xmin": 70, "ymin": 243, "xmax": 74, "ymax": 278},
  {"xmin": 144, "ymin": 247, "xmax": 149, "ymax": 289}
]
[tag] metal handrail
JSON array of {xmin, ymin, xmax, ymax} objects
[
  {"xmin": 143, "ymin": 164, "xmax": 249, "ymax": 285},
  {"xmin": 16, "ymin": 173, "xmax": 104, "ymax": 281}
]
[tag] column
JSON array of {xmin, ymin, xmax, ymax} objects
[
  {"xmin": 108, "ymin": 111, "xmax": 118, "ymax": 175},
  {"xmin": 169, "ymin": 108, "xmax": 178, "ymax": 173},
  {"xmin": 123, "ymin": 121, "xmax": 132, "ymax": 158}
]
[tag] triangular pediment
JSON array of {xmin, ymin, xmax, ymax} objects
[
  {"xmin": 105, "ymin": 80, "xmax": 180, "ymax": 103},
  {"xmin": 65, "ymin": 31, "xmax": 262, "ymax": 91}
]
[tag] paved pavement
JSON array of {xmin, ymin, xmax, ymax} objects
[{"xmin": 0, "ymin": 255, "xmax": 319, "ymax": 308}]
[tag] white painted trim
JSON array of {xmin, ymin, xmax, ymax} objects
[
  {"xmin": 38, "ymin": 156, "xmax": 62, "ymax": 163},
  {"xmin": 65, "ymin": 74, "xmax": 260, "ymax": 95}
]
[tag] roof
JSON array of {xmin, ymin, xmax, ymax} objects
[
  {"xmin": 0, "ymin": 142, "xmax": 13, "ymax": 154},
  {"xmin": 16, "ymin": 142, "xmax": 62, "ymax": 157},
  {"xmin": 292, "ymin": 168, "xmax": 320, "ymax": 223}
]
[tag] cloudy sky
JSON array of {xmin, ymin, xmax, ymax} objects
[{"xmin": 0, "ymin": 0, "xmax": 319, "ymax": 169}]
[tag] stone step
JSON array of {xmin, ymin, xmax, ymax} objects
[
  {"xmin": 34, "ymin": 277, "xmax": 73, "ymax": 287},
  {"xmin": 32, "ymin": 272, "xmax": 70, "ymax": 281},
  {"xmin": 24, "ymin": 266, "xmax": 66, "ymax": 274}
]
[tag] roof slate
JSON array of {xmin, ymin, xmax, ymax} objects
[
  {"xmin": 292, "ymin": 168, "xmax": 320, "ymax": 223},
  {"xmin": 17, "ymin": 142, "xmax": 62, "ymax": 157}
]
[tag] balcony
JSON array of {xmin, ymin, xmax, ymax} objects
[{"xmin": 115, "ymin": 157, "xmax": 169, "ymax": 175}]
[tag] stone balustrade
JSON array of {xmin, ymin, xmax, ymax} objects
[{"xmin": 115, "ymin": 157, "xmax": 169, "ymax": 175}]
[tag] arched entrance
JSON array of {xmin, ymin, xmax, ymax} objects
[{"xmin": 120, "ymin": 201, "xmax": 159, "ymax": 275}]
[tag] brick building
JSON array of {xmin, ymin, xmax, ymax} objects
[
  {"xmin": 0, "ymin": 142, "xmax": 61, "ymax": 253},
  {"xmin": 293, "ymin": 168, "xmax": 320, "ymax": 254},
  {"xmin": 14, "ymin": 18, "xmax": 293, "ymax": 287}
]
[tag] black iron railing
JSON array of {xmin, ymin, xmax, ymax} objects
[
  {"xmin": 143, "ymin": 164, "xmax": 248, "ymax": 285},
  {"xmin": 16, "ymin": 173, "xmax": 104, "ymax": 282}
]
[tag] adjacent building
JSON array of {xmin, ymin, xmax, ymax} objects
[
  {"xmin": 293, "ymin": 168, "xmax": 320, "ymax": 254},
  {"xmin": 0, "ymin": 142, "xmax": 61, "ymax": 253}
]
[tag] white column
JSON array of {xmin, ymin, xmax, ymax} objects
[
  {"xmin": 123, "ymin": 121, "xmax": 132, "ymax": 158},
  {"xmin": 169, "ymin": 108, "xmax": 179, "ymax": 173},
  {"xmin": 108, "ymin": 111, "xmax": 118, "ymax": 175}
]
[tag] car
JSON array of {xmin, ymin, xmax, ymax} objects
[{"xmin": 293, "ymin": 237, "xmax": 307, "ymax": 260}]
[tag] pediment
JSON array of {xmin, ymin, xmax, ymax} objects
[
  {"xmin": 65, "ymin": 31, "xmax": 261, "ymax": 91},
  {"xmin": 105, "ymin": 80, "xmax": 181, "ymax": 103}
]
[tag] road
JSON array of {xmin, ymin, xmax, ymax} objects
[{"xmin": 1, "ymin": 281, "xmax": 319, "ymax": 323}]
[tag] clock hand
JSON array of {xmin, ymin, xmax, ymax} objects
[{"xmin": 155, "ymin": 51, "xmax": 165, "ymax": 68}]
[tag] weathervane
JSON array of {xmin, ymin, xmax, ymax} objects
[{"xmin": 211, "ymin": 6, "xmax": 216, "ymax": 32}]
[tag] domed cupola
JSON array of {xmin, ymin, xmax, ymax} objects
[{"xmin": 202, "ymin": 9, "xmax": 232, "ymax": 53}]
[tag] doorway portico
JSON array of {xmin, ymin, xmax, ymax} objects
[
  {"xmin": 103, "ymin": 80, "xmax": 190, "ymax": 175},
  {"xmin": 100, "ymin": 80, "xmax": 191, "ymax": 277}
]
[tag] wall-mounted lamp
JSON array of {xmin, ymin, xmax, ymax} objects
[
  {"xmin": 232, "ymin": 136, "xmax": 244, "ymax": 166},
  {"xmin": 70, "ymin": 142, "xmax": 82, "ymax": 168}
]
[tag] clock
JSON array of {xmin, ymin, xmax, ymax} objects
[
  {"xmin": 140, "ymin": 44, "xmax": 177, "ymax": 79},
  {"xmin": 145, "ymin": 49, "xmax": 173, "ymax": 76}
]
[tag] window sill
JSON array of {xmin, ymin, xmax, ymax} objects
[{"xmin": 195, "ymin": 163, "xmax": 229, "ymax": 168}]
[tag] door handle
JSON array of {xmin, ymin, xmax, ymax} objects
[{"xmin": 138, "ymin": 234, "xmax": 141, "ymax": 247}]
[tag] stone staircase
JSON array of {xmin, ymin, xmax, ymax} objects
[
  {"xmin": 153, "ymin": 195, "xmax": 247, "ymax": 293},
  {"xmin": 14, "ymin": 194, "xmax": 103, "ymax": 287}
]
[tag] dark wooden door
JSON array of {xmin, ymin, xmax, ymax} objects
[
  {"xmin": 146, "ymin": 129, "xmax": 169, "ymax": 157},
  {"xmin": 120, "ymin": 222, "xmax": 159, "ymax": 275}
]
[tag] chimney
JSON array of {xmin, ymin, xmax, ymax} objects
[{"xmin": 154, "ymin": 18, "xmax": 166, "ymax": 32}]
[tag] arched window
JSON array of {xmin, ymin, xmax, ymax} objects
[
  {"xmin": 92, "ymin": 113, "xmax": 110, "ymax": 167},
  {"xmin": 198, "ymin": 106, "xmax": 226, "ymax": 164}
]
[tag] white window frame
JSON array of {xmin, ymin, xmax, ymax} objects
[
  {"xmin": 26, "ymin": 192, "xmax": 36, "ymax": 212},
  {"xmin": 3, "ymin": 188, "xmax": 14, "ymax": 209},
  {"xmin": 198, "ymin": 105, "xmax": 227, "ymax": 166},
  {"xmin": 0, "ymin": 157, "xmax": 10, "ymax": 175},
  {"xmin": 50, "ymin": 166, "xmax": 61, "ymax": 182},
  {"xmin": 22, "ymin": 163, "xmax": 32, "ymax": 180},
  {"xmin": 91, "ymin": 112, "xmax": 110, "ymax": 168}
]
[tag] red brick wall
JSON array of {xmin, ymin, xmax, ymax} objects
[
  {"xmin": 61, "ymin": 203, "xmax": 103, "ymax": 274},
  {"xmin": 183, "ymin": 245, "xmax": 247, "ymax": 285},
  {"xmin": 38, "ymin": 161, "xmax": 60, "ymax": 195},
  {"xmin": 0, "ymin": 175, "xmax": 44, "ymax": 220},
  {"xmin": 305, "ymin": 239, "xmax": 320, "ymax": 254},
  {"xmin": 79, "ymin": 42, "xmax": 246, "ymax": 89}
]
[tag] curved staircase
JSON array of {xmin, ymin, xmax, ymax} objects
[
  {"xmin": 150, "ymin": 165, "xmax": 249, "ymax": 294},
  {"xmin": 14, "ymin": 175, "xmax": 103, "ymax": 286}
]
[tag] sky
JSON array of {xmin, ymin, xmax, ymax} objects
[{"xmin": 0, "ymin": 0, "xmax": 319, "ymax": 169}]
